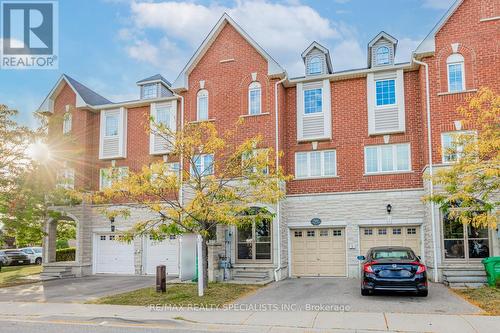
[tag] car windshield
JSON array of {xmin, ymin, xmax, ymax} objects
[
  {"xmin": 34, "ymin": 248, "xmax": 42, "ymax": 253},
  {"xmin": 372, "ymin": 250, "xmax": 415, "ymax": 260},
  {"xmin": 4, "ymin": 250, "xmax": 22, "ymax": 255}
]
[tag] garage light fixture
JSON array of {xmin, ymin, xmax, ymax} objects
[
  {"xmin": 386, "ymin": 204, "xmax": 392, "ymax": 214},
  {"xmin": 109, "ymin": 216, "xmax": 115, "ymax": 232}
]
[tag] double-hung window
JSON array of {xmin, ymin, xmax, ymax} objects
[
  {"xmin": 304, "ymin": 88, "xmax": 323, "ymax": 114},
  {"xmin": 197, "ymin": 90, "xmax": 209, "ymax": 121},
  {"xmin": 248, "ymin": 82, "xmax": 261, "ymax": 115},
  {"xmin": 100, "ymin": 166, "xmax": 128, "ymax": 190},
  {"xmin": 295, "ymin": 150, "xmax": 336, "ymax": 179},
  {"xmin": 447, "ymin": 54, "xmax": 465, "ymax": 93},
  {"xmin": 365, "ymin": 143, "xmax": 410, "ymax": 174},
  {"xmin": 191, "ymin": 154, "xmax": 214, "ymax": 177},
  {"xmin": 441, "ymin": 131, "xmax": 475, "ymax": 163},
  {"xmin": 375, "ymin": 79, "xmax": 396, "ymax": 106}
]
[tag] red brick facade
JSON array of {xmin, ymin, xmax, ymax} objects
[{"xmin": 46, "ymin": 0, "xmax": 499, "ymax": 195}]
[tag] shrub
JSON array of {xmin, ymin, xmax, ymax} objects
[{"xmin": 56, "ymin": 247, "xmax": 75, "ymax": 261}]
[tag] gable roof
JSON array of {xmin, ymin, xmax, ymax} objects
[
  {"xmin": 171, "ymin": 13, "xmax": 285, "ymax": 91},
  {"xmin": 137, "ymin": 74, "xmax": 171, "ymax": 87},
  {"xmin": 367, "ymin": 31, "xmax": 398, "ymax": 67},
  {"xmin": 415, "ymin": 0, "xmax": 464, "ymax": 55},
  {"xmin": 37, "ymin": 74, "xmax": 111, "ymax": 113},
  {"xmin": 301, "ymin": 41, "xmax": 334, "ymax": 74}
]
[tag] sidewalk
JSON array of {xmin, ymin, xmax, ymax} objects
[{"xmin": 0, "ymin": 301, "xmax": 498, "ymax": 332}]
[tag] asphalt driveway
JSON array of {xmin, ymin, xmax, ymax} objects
[
  {"xmin": 0, "ymin": 275, "xmax": 159, "ymax": 303},
  {"xmin": 235, "ymin": 278, "xmax": 481, "ymax": 314}
]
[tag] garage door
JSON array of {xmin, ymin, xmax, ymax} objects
[
  {"xmin": 144, "ymin": 235, "xmax": 179, "ymax": 275},
  {"xmin": 360, "ymin": 226, "xmax": 421, "ymax": 256},
  {"xmin": 291, "ymin": 228, "xmax": 346, "ymax": 277},
  {"xmin": 95, "ymin": 234, "xmax": 135, "ymax": 274}
]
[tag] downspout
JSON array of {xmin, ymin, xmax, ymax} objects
[
  {"xmin": 412, "ymin": 57, "xmax": 439, "ymax": 283},
  {"xmin": 174, "ymin": 93, "xmax": 185, "ymax": 207},
  {"xmin": 273, "ymin": 75, "xmax": 287, "ymax": 282}
]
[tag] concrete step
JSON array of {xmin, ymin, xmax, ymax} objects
[
  {"xmin": 233, "ymin": 271, "xmax": 269, "ymax": 279},
  {"xmin": 444, "ymin": 275, "xmax": 488, "ymax": 283},
  {"xmin": 447, "ymin": 282, "xmax": 486, "ymax": 289},
  {"xmin": 443, "ymin": 269, "xmax": 486, "ymax": 277},
  {"xmin": 42, "ymin": 266, "xmax": 72, "ymax": 273},
  {"xmin": 41, "ymin": 265, "xmax": 75, "ymax": 279}
]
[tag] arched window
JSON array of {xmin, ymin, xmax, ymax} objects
[
  {"xmin": 307, "ymin": 56, "xmax": 322, "ymax": 75},
  {"xmin": 248, "ymin": 82, "xmax": 261, "ymax": 115},
  {"xmin": 447, "ymin": 53, "xmax": 465, "ymax": 92},
  {"xmin": 376, "ymin": 46, "xmax": 390, "ymax": 65},
  {"xmin": 197, "ymin": 89, "xmax": 208, "ymax": 121}
]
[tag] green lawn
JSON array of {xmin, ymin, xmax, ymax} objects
[
  {"xmin": 90, "ymin": 283, "xmax": 261, "ymax": 307},
  {"xmin": 0, "ymin": 265, "xmax": 42, "ymax": 288},
  {"xmin": 454, "ymin": 286, "xmax": 500, "ymax": 315}
]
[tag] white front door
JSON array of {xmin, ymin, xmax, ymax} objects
[
  {"xmin": 144, "ymin": 235, "xmax": 179, "ymax": 275},
  {"xmin": 94, "ymin": 234, "xmax": 135, "ymax": 274}
]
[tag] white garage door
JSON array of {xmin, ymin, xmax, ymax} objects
[
  {"xmin": 95, "ymin": 234, "xmax": 135, "ymax": 274},
  {"xmin": 144, "ymin": 235, "xmax": 179, "ymax": 275},
  {"xmin": 360, "ymin": 226, "xmax": 421, "ymax": 256},
  {"xmin": 291, "ymin": 228, "xmax": 346, "ymax": 277}
]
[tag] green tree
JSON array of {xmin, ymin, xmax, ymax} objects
[
  {"xmin": 94, "ymin": 121, "xmax": 290, "ymax": 292},
  {"xmin": 425, "ymin": 88, "xmax": 499, "ymax": 228}
]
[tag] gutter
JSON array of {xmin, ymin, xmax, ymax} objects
[
  {"xmin": 92, "ymin": 96, "xmax": 178, "ymax": 110},
  {"xmin": 273, "ymin": 75, "xmax": 287, "ymax": 282},
  {"xmin": 412, "ymin": 56, "xmax": 439, "ymax": 283}
]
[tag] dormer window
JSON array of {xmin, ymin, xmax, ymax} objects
[
  {"xmin": 307, "ymin": 56, "xmax": 322, "ymax": 75},
  {"xmin": 376, "ymin": 46, "xmax": 390, "ymax": 65},
  {"xmin": 142, "ymin": 83, "xmax": 158, "ymax": 99}
]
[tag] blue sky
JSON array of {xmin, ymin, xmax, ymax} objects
[{"xmin": 0, "ymin": 0, "xmax": 455, "ymax": 127}]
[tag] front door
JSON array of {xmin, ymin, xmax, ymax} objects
[
  {"xmin": 237, "ymin": 219, "xmax": 271, "ymax": 262},
  {"xmin": 442, "ymin": 214, "xmax": 490, "ymax": 261}
]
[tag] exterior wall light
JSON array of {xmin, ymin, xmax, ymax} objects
[
  {"xmin": 386, "ymin": 204, "xmax": 392, "ymax": 214},
  {"xmin": 110, "ymin": 216, "xmax": 115, "ymax": 232}
]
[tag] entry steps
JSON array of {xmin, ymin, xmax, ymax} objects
[
  {"xmin": 232, "ymin": 269, "xmax": 273, "ymax": 284},
  {"xmin": 442, "ymin": 265, "xmax": 487, "ymax": 288},
  {"xmin": 41, "ymin": 265, "xmax": 75, "ymax": 279}
]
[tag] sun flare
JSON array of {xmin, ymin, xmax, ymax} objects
[{"xmin": 26, "ymin": 141, "xmax": 51, "ymax": 163}]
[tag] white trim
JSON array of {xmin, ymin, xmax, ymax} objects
[
  {"xmin": 364, "ymin": 143, "xmax": 412, "ymax": 174},
  {"xmin": 440, "ymin": 130, "xmax": 476, "ymax": 164},
  {"xmin": 296, "ymin": 79, "xmax": 331, "ymax": 141},
  {"xmin": 446, "ymin": 54, "xmax": 465, "ymax": 93},
  {"xmin": 36, "ymin": 75, "xmax": 88, "ymax": 113},
  {"xmin": 248, "ymin": 81, "xmax": 262, "ymax": 115},
  {"xmin": 99, "ymin": 107, "xmax": 127, "ymax": 160},
  {"xmin": 294, "ymin": 150, "xmax": 337, "ymax": 179},
  {"xmin": 149, "ymin": 100, "xmax": 177, "ymax": 155},
  {"xmin": 99, "ymin": 166, "xmax": 129, "ymax": 191},
  {"xmin": 196, "ymin": 90, "xmax": 209, "ymax": 121}
]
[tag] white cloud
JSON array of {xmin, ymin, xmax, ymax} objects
[
  {"xmin": 395, "ymin": 37, "xmax": 422, "ymax": 63},
  {"xmin": 116, "ymin": 1, "xmax": 420, "ymax": 77},
  {"xmin": 422, "ymin": 0, "xmax": 454, "ymax": 10}
]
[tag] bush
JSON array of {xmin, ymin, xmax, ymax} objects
[{"xmin": 56, "ymin": 247, "xmax": 75, "ymax": 262}]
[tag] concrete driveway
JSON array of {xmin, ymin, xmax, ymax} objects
[
  {"xmin": 0, "ymin": 275, "xmax": 159, "ymax": 303},
  {"xmin": 235, "ymin": 278, "xmax": 481, "ymax": 314}
]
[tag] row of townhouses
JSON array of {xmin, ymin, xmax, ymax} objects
[{"xmin": 39, "ymin": 0, "xmax": 499, "ymax": 286}]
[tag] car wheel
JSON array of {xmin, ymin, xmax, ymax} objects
[
  {"xmin": 361, "ymin": 288, "xmax": 370, "ymax": 296},
  {"xmin": 417, "ymin": 290, "xmax": 428, "ymax": 297},
  {"xmin": 35, "ymin": 258, "xmax": 42, "ymax": 265}
]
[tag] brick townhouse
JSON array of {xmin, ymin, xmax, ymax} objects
[{"xmin": 38, "ymin": 0, "xmax": 499, "ymax": 286}]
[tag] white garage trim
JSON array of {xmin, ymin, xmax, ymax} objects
[{"xmin": 93, "ymin": 233, "xmax": 135, "ymax": 275}]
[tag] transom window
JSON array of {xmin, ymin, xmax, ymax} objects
[
  {"xmin": 441, "ymin": 131, "xmax": 475, "ymax": 163},
  {"xmin": 365, "ymin": 143, "xmax": 411, "ymax": 174},
  {"xmin": 376, "ymin": 46, "xmax": 390, "ymax": 65},
  {"xmin": 308, "ymin": 56, "xmax": 322, "ymax": 75},
  {"xmin": 295, "ymin": 150, "xmax": 336, "ymax": 179},
  {"xmin": 191, "ymin": 154, "xmax": 214, "ymax": 176},
  {"xmin": 375, "ymin": 79, "xmax": 396, "ymax": 106},
  {"xmin": 447, "ymin": 54, "xmax": 465, "ymax": 93},
  {"xmin": 142, "ymin": 83, "xmax": 158, "ymax": 99},
  {"xmin": 304, "ymin": 88, "xmax": 322, "ymax": 114},
  {"xmin": 197, "ymin": 89, "xmax": 209, "ymax": 121},
  {"xmin": 248, "ymin": 82, "xmax": 262, "ymax": 115},
  {"xmin": 63, "ymin": 112, "xmax": 72, "ymax": 134}
]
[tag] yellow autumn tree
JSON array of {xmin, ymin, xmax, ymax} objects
[
  {"xmin": 426, "ymin": 88, "xmax": 499, "ymax": 229},
  {"xmin": 93, "ymin": 120, "xmax": 290, "ymax": 291}
]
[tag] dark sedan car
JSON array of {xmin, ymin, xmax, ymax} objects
[
  {"xmin": 357, "ymin": 246, "xmax": 428, "ymax": 297},
  {"xmin": 0, "ymin": 250, "xmax": 30, "ymax": 266}
]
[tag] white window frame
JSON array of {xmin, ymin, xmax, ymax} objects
[
  {"xmin": 197, "ymin": 89, "xmax": 209, "ymax": 121},
  {"xmin": 375, "ymin": 79, "xmax": 397, "ymax": 107},
  {"xmin": 307, "ymin": 56, "xmax": 322, "ymax": 75},
  {"xmin": 242, "ymin": 148, "xmax": 269, "ymax": 175},
  {"xmin": 248, "ymin": 82, "xmax": 262, "ymax": 115},
  {"xmin": 364, "ymin": 143, "xmax": 411, "ymax": 175},
  {"xmin": 63, "ymin": 112, "xmax": 72, "ymax": 134},
  {"xmin": 376, "ymin": 46, "xmax": 390, "ymax": 65},
  {"xmin": 294, "ymin": 150, "xmax": 337, "ymax": 179},
  {"xmin": 56, "ymin": 168, "xmax": 75, "ymax": 189},
  {"xmin": 446, "ymin": 53, "xmax": 465, "ymax": 93},
  {"xmin": 142, "ymin": 83, "xmax": 158, "ymax": 99},
  {"xmin": 190, "ymin": 154, "xmax": 214, "ymax": 177},
  {"xmin": 296, "ymin": 79, "xmax": 332, "ymax": 142},
  {"xmin": 149, "ymin": 101, "xmax": 177, "ymax": 155},
  {"xmin": 99, "ymin": 107, "xmax": 127, "ymax": 160},
  {"xmin": 366, "ymin": 69, "xmax": 406, "ymax": 135},
  {"xmin": 441, "ymin": 130, "xmax": 476, "ymax": 164},
  {"xmin": 99, "ymin": 166, "xmax": 129, "ymax": 191}
]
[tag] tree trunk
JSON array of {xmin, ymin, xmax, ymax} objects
[{"xmin": 201, "ymin": 237, "xmax": 209, "ymax": 289}]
